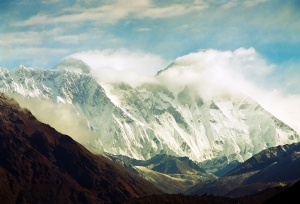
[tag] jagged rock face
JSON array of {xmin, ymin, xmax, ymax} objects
[
  {"xmin": 0, "ymin": 93, "xmax": 163, "ymax": 204},
  {"xmin": 0, "ymin": 61, "xmax": 299, "ymax": 170}
]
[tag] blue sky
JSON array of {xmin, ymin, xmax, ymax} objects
[{"xmin": 1, "ymin": 0, "xmax": 299, "ymax": 69}]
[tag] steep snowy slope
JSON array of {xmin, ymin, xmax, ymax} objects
[
  {"xmin": 102, "ymin": 82, "xmax": 299, "ymax": 164},
  {"xmin": 0, "ymin": 58, "xmax": 299, "ymax": 172}
]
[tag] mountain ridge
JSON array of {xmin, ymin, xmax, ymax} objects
[
  {"xmin": 186, "ymin": 141, "xmax": 300, "ymax": 198},
  {"xmin": 0, "ymin": 61, "xmax": 299, "ymax": 173}
]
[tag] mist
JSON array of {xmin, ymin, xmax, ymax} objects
[{"xmin": 11, "ymin": 93, "xmax": 103, "ymax": 154}]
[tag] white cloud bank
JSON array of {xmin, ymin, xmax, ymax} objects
[
  {"xmin": 69, "ymin": 48, "xmax": 169, "ymax": 87},
  {"xmin": 157, "ymin": 48, "xmax": 300, "ymax": 132},
  {"xmin": 157, "ymin": 47, "xmax": 273, "ymax": 98}
]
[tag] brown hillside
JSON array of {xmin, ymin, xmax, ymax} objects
[{"xmin": 0, "ymin": 93, "xmax": 163, "ymax": 204}]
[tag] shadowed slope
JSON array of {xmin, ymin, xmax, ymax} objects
[
  {"xmin": 186, "ymin": 142, "xmax": 300, "ymax": 198},
  {"xmin": 0, "ymin": 93, "xmax": 162, "ymax": 204},
  {"xmin": 265, "ymin": 179, "xmax": 300, "ymax": 204}
]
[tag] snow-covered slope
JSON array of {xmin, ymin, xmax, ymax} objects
[
  {"xmin": 102, "ymin": 82, "xmax": 299, "ymax": 163},
  {"xmin": 0, "ymin": 58, "xmax": 299, "ymax": 171}
]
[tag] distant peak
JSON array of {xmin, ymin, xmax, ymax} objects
[
  {"xmin": 52, "ymin": 57, "xmax": 91, "ymax": 74},
  {"xmin": 155, "ymin": 62, "xmax": 175, "ymax": 76},
  {"xmin": 11, "ymin": 65, "xmax": 34, "ymax": 74},
  {"xmin": 14, "ymin": 65, "xmax": 26, "ymax": 70}
]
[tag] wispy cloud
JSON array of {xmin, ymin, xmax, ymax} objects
[
  {"xmin": 15, "ymin": 0, "xmax": 209, "ymax": 26},
  {"xmin": 135, "ymin": 28, "xmax": 151, "ymax": 32},
  {"xmin": 0, "ymin": 29, "xmax": 61, "ymax": 47},
  {"xmin": 221, "ymin": 1, "xmax": 238, "ymax": 9},
  {"xmin": 244, "ymin": 0, "xmax": 268, "ymax": 7},
  {"xmin": 54, "ymin": 34, "xmax": 86, "ymax": 44}
]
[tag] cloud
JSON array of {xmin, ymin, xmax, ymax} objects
[
  {"xmin": 155, "ymin": 48, "xmax": 300, "ymax": 133},
  {"xmin": 40, "ymin": 0, "xmax": 60, "ymax": 4},
  {"xmin": 69, "ymin": 48, "xmax": 169, "ymax": 75},
  {"xmin": 221, "ymin": 1, "xmax": 238, "ymax": 9},
  {"xmin": 135, "ymin": 28, "xmax": 151, "ymax": 32},
  {"xmin": 244, "ymin": 0, "xmax": 268, "ymax": 7},
  {"xmin": 0, "ymin": 28, "xmax": 62, "ymax": 49},
  {"xmin": 257, "ymin": 91, "xmax": 300, "ymax": 133},
  {"xmin": 6, "ymin": 0, "xmax": 299, "ymax": 72},
  {"xmin": 54, "ymin": 34, "xmax": 85, "ymax": 44},
  {"xmin": 11, "ymin": 93, "xmax": 103, "ymax": 154},
  {"xmin": 69, "ymin": 47, "xmax": 299, "ymax": 133},
  {"xmin": 156, "ymin": 48, "xmax": 274, "ymax": 98},
  {"xmin": 136, "ymin": 2, "xmax": 208, "ymax": 19},
  {"xmin": 16, "ymin": 0, "xmax": 208, "ymax": 26},
  {"xmin": 68, "ymin": 48, "xmax": 168, "ymax": 87},
  {"xmin": 0, "ymin": 31, "xmax": 44, "ymax": 47}
]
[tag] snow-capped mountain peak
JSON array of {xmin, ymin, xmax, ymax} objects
[
  {"xmin": 52, "ymin": 57, "xmax": 91, "ymax": 74},
  {"xmin": 0, "ymin": 59, "xmax": 299, "ymax": 173}
]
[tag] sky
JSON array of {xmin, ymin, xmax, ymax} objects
[
  {"xmin": 1, "ymin": 0, "xmax": 300, "ymax": 131},
  {"xmin": 1, "ymin": 0, "xmax": 299, "ymax": 69}
]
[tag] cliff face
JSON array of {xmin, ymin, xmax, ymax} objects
[{"xmin": 0, "ymin": 93, "xmax": 162, "ymax": 204}]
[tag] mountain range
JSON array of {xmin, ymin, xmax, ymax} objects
[
  {"xmin": 0, "ymin": 57, "xmax": 299, "ymax": 175},
  {"xmin": 186, "ymin": 141, "xmax": 300, "ymax": 198},
  {"xmin": 1, "ymin": 55, "xmax": 300, "ymax": 203}
]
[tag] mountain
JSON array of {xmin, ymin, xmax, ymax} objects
[
  {"xmin": 122, "ymin": 186, "xmax": 288, "ymax": 204},
  {"xmin": 265, "ymin": 179, "xmax": 300, "ymax": 204},
  {"xmin": 108, "ymin": 154, "xmax": 206, "ymax": 175},
  {"xmin": 122, "ymin": 193, "xmax": 237, "ymax": 204},
  {"xmin": 107, "ymin": 154, "xmax": 216, "ymax": 193},
  {"xmin": 226, "ymin": 142, "xmax": 300, "ymax": 182},
  {"xmin": 0, "ymin": 93, "xmax": 162, "ymax": 203},
  {"xmin": 0, "ymin": 59, "xmax": 299, "ymax": 174},
  {"xmin": 186, "ymin": 141, "xmax": 300, "ymax": 197}
]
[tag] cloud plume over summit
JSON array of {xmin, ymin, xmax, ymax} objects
[{"xmin": 69, "ymin": 47, "xmax": 300, "ymax": 133}]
